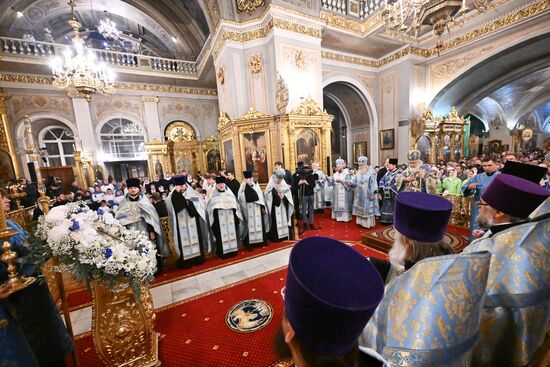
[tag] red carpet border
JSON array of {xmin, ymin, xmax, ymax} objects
[
  {"xmin": 66, "ymin": 240, "xmax": 296, "ymax": 311},
  {"xmin": 70, "ymin": 242, "xmax": 386, "ymax": 367}
]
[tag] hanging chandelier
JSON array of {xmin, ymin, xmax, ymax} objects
[
  {"xmin": 380, "ymin": 0, "xmax": 489, "ymax": 42},
  {"xmin": 50, "ymin": 0, "xmax": 115, "ymax": 96},
  {"xmin": 123, "ymin": 121, "xmax": 142, "ymax": 134},
  {"xmin": 98, "ymin": 11, "xmax": 120, "ymax": 40}
]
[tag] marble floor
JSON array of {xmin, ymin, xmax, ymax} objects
[{"xmin": 68, "ymin": 247, "xmax": 294, "ymax": 335}]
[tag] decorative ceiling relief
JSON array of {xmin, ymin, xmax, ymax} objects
[
  {"xmin": 430, "ymin": 46, "xmax": 494, "ymax": 89},
  {"xmin": 160, "ymin": 102, "xmax": 199, "ymax": 121},
  {"xmin": 357, "ymin": 76, "xmax": 376, "ymax": 97},
  {"xmin": 236, "ymin": 0, "xmax": 266, "ymax": 14},
  {"xmin": 93, "ymin": 98, "xmax": 142, "ymax": 121},
  {"xmin": 9, "ymin": 95, "xmax": 71, "ymax": 120},
  {"xmin": 283, "ymin": 47, "xmax": 316, "ymax": 72}
]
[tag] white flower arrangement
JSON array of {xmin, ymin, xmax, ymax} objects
[{"xmin": 32, "ymin": 203, "xmax": 157, "ymax": 294}]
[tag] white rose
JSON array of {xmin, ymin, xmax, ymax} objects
[
  {"xmin": 48, "ymin": 225, "xmax": 69, "ymax": 243},
  {"xmin": 46, "ymin": 206, "xmax": 68, "ymax": 224}
]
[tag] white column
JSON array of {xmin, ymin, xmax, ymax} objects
[
  {"xmin": 71, "ymin": 97, "xmax": 97, "ymax": 158},
  {"xmin": 141, "ymin": 96, "xmax": 162, "ymax": 140}
]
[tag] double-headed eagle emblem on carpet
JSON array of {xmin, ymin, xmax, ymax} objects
[{"xmin": 226, "ymin": 299, "xmax": 273, "ymax": 333}]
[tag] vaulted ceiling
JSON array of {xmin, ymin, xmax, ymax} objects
[
  {"xmin": 430, "ymin": 32, "xmax": 550, "ymax": 133},
  {"xmin": 0, "ymin": 0, "xmax": 212, "ymax": 59}
]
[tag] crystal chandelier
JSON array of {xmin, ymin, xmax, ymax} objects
[
  {"xmin": 50, "ymin": 0, "xmax": 115, "ymax": 96},
  {"xmin": 98, "ymin": 11, "xmax": 120, "ymax": 40},
  {"xmin": 123, "ymin": 121, "xmax": 142, "ymax": 134},
  {"xmin": 381, "ymin": 0, "xmax": 489, "ymax": 41}
]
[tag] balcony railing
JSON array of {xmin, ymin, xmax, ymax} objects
[
  {"xmin": 320, "ymin": 0, "xmax": 384, "ymax": 20},
  {"xmin": 0, "ymin": 36, "xmax": 198, "ymax": 77}
]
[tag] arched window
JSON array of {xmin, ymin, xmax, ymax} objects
[
  {"xmin": 100, "ymin": 118, "xmax": 146, "ymax": 160},
  {"xmin": 40, "ymin": 126, "xmax": 75, "ymax": 166}
]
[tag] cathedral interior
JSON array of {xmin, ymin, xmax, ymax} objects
[{"xmin": 0, "ymin": 0, "xmax": 549, "ymax": 366}]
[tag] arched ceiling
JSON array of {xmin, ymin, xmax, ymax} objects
[
  {"xmin": 0, "ymin": 0, "xmax": 212, "ymax": 59},
  {"xmin": 323, "ymin": 82, "xmax": 371, "ymax": 129},
  {"xmin": 430, "ymin": 32, "xmax": 550, "ymax": 131},
  {"xmin": 323, "ymin": 82, "xmax": 370, "ymax": 128}
]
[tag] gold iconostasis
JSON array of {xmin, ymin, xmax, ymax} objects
[{"xmin": 145, "ymin": 98, "xmax": 334, "ymax": 184}]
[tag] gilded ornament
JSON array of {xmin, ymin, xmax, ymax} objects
[
  {"xmin": 236, "ymin": 0, "xmax": 266, "ymax": 14},
  {"xmin": 294, "ymin": 50, "xmax": 306, "ymax": 70},
  {"xmin": 235, "ymin": 107, "xmax": 272, "ymax": 121},
  {"xmin": 290, "ymin": 98, "xmax": 327, "ymax": 116},
  {"xmin": 522, "ymin": 128, "xmax": 533, "ymax": 142},
  {"xmin": 218, "ymin": 112, "xmax": 232, "ymax": 129},
  {"xmin": 166, "ymin": 121, "xmax": 197, "ymax": 142},
  {"xmin": 0, "ymin": 73, "xmax": 217, "ymax": 96},
  {"xmin": 249, "ymin": 54, "xmax": 262, "ymax": 74},
  {"xmin": 141, "ymin": 96, "xmax": 159, "ymax": 103},
  {"xmin": 212, "ymin": 18, "xmax": 321, "ymax": 61},
  {"xmin": 91, "ymin": 282, "xmax": 160, "ymax": 367},
  {"xmin": 275, "ymin": 72, "xmax": 289, "ymax": 115},
  {"xmin": 217, "ymin": 68, "xmax": 225, "ymax": 85}
]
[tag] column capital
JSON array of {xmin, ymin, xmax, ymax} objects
[
  {"xmin": 67, "ymin": 90, "xmax": 91, "ymax": 102},
  {"xmin": 141, "ymin": 96, "xmax": 159, "ymax": 103}
]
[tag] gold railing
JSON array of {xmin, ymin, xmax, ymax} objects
[{"xmin": 6, "ymin": 200, "xmax": 56, "ymax": 229}]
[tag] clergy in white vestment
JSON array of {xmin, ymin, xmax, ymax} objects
[
  {"xmin": 238, "ymin": 171, "xmax": 268, "ymax": 249},
  {"xmin": 165, "ymin": 175, "xmax": 209, "ymax": 268},
  {"xmin": 206, "ymin": 176, "xmax": 244, "ymax": 259},
  {"xmin": 327, "ymin": 159, "xmax": 353, "ymax": 222},
  {"xmin": 264, "ymin": 169, "xmax": 294, "ymax": 242},
  {"xmin": 351, "ymin": 156, "xmax": 380, "ymax": 228},
  {"xmin": 312, "ymin": 162, "xmax": 326, "ymax": 211}
]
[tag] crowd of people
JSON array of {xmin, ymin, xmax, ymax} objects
[{"xmin": 1, "ymin": 147, "xmax": 549, "ymax": 366}]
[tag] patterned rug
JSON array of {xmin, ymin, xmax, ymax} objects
[
  {"xmin": 69, "ymin": 243, "xmax": 385, "ymax": 367},
  {"xmin": 362, "ymin": 224, "xmax": 471, "ymax": 253}
]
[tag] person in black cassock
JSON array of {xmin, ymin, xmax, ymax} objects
[
  {"xmin": 206, "ymin": 176, "xmax": 243, "ymax": 259},
  {"xmin": 264, "ymin": 169, "xmax": 294, "ymax": 242},
  {"xmin": 226, "ymin": 171, "xmax": 240, "ymax": 198},
  {"xmin": 238, "ymin": 171, "xmax": 268, "ymax": 250},
  {"xmin": 165, "ymin": 175, "xmax": 208, "ymax": 268}
]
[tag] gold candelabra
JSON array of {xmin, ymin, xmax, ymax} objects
[
  {"xmin": 0, "ymin": 241, "xmax": 36, "ymax": 295},
  {"xmin": 6, "ymin": 183, "xmax": 27, "ymax": 210}
]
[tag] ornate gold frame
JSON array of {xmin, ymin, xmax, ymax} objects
[
  {"xmin": 239, "ymin": 129, "xmax": 273, "ymax": 184},
  {"xmin": 218, "ymin": 99, "xmax": 333, "ymax": 182}
]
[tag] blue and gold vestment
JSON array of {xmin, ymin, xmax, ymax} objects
[
  {"xmin": 463, "ymin": 197, "xmax": 550, "ymax": 366},
  {"xmin": 1, "ymin": 220, "xmax": 73, "ymax": 366},
  {"xmin": 360, "ymin": 252, "xmax": 491, "ymax": 367}
]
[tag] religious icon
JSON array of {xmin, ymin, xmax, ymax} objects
[
  {"xmin": 489, "ymin": 140, "xmax": 502, "ymax": 154},
  {"xmin": 352, "ymin": 142, "xmax": 367, "ymax": 164},
  {"xmin": 380, "ymin": 129, "xmax": 395, "ymax": 150},
  {"xmin": 207, "ymin": 149, "xmax": 222, "ymax": 172},
  {"xmin": 223, "ymin": 140, "xmax": 235, "ymax": 172},
  {"xmin": 296, "ymin": 129, "xmax": 318, "ymax": 165},
  {"xmin": 0, "ymin": 150, "xmax": 16, "ymax": 187},
  {"xmin": 242, "ymin": 132, "xmax": 269, "ymax": 183}
]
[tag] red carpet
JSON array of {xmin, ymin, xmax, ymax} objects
[
  {"xmin": 67, "ymin": 240, "xmax": 295, "ymax": 311},
  {"xmin": 71, "ymin": 243, "xmax": 386, "ymax": 367},
  {"xmin": 299, "ymin": 209, "xmax": 384, "ymax": 241}
]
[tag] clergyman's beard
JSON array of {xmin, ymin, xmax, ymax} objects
[
  {"xmin": 273, "ymin": 324, "xmax": 293, "ymax": 361},
  {"xmin": 476, "ymin": 213, "xmax": 493, "ymax": 229},
  {"xmin": 389, "ymin": 235, "xmax": 407, "ymax": 269}
]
